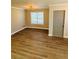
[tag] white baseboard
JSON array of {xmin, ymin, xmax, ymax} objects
[
  {"xmin": 48, "ymin": 34, "xmax": 53, "ymax": 36},
  {"xmin": 11, "ymin": 27, "xmax": 26, "ymax": 35},
  {"xmin": 63, "ymin": 36, "xmax": 68, "ymax": 38},
  {"xmin": 27, "ymin": 27, "xmax": 48, "ymax": 30},
  {"xmin": 48, "ymin": 34, "xmax": 68, "ymax": 38},
  {"xmin": 11, "ymin": 26, "xmax": 48, "ymax": 35},
  {"xmin": 11, "ymin": 26, "xmax": 68, "ymax": 38}
]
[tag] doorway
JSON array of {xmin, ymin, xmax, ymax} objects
[{"xmin": 53, "ymin": 10, "xmax": 65, "ymax": 37}]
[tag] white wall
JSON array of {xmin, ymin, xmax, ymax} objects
[
  {"xmin": 11, "ymin": 7, "xmax": 25, "ymax": 35},
  {"xmin": 49, "ymin": 3, "xmax": 68, "ymax": 38}
]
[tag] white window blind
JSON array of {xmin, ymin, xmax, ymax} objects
[{"xmin": 31, "ymin": 12, "xmax": 44, "ymax": 24}]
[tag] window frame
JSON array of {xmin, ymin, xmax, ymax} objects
[{"xmin": 31, "ymin": 11, "xmax": 44, "ymax": 25}]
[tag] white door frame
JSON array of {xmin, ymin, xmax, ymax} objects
[{"xmin": 49, "ymin": 3, "xmax": 68, "ymax": 38}]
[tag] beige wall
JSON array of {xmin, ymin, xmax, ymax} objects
[
  {"xmin": 11, "ymin": 7, "xmax": 25, "ymax": 34},
  {"xmin": 25, "ymin": 9, "xmax": 49, "ymax": 29}
]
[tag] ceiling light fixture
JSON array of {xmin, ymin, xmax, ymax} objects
[{"xmin": 29, "ymin": 5, "xmax": 33, "ymax": 9}]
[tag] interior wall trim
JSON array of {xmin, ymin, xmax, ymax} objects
[
  {"xmin": 48, "ymin": 34, "xmax": 53, "ymax": 36},
  {"xmin": 27, "ymin": 26, "xmax": 48, "ymax": 30},
  {"xmin": 11, "ymin": 26, "xmax": 48, "ymax": 35},
  {"xmin": 11, "ymin": 27, "xmax": 26, "ymax": 35},
  {"xmin": 64, "ymin": 36, "xmax": 68, "ymax": 38}
]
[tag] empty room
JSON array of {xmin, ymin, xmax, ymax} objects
[{"xmin": 11, "ymin": 0, "xmax": 68, "ymax": 59}]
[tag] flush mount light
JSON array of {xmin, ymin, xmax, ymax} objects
[
  {"xmin": 29, "ymin": 5, "xmax": 33, "ymax": 9},
  {"xmin": 23, "ymin": 4, "xmax": 39, "ymax": 10}
]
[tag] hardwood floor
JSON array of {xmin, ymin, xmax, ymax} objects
[{"xmin": 11, "ymin": 28, "xmax": 68, "ymax": 59}]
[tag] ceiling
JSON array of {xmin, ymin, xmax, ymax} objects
[{"xmin": 11, "ymin": 0, "xmax": 67, "ymax": 9}]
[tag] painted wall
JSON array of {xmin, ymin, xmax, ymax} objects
[
  {"xmin": 49, "ymin": 3, "xmax": 68, "ymax": 38},
  {"xmin": 25, "ymin": 9, "xmax": 49, "ymax": 29},
  {"xmin": 11, "ymin": 7, "xmax": 25, "ymax": 34}
]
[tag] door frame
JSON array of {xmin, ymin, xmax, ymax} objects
[{"xmin": 49, "ymin": 3, "xmax": 68, "ymax": 38}]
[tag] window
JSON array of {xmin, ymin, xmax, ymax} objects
[{"xmin": 31, "ymin": 12, "xmax": 44, "ymax": 24}]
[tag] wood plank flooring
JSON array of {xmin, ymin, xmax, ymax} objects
[{"xmin": 11, "ymin": 28, "xmax": 68, "ymax": 59}]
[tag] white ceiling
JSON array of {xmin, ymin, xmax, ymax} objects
[{"xmin": 11, "ymin": 0, "xmax": 67, "ymax": 9}]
